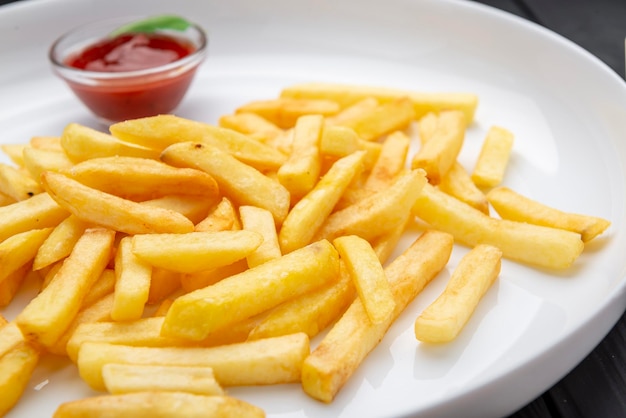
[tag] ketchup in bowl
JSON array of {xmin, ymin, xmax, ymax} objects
[{"xmin": 49, "ymin": 16, "xmax": 207, "ymax": 124}]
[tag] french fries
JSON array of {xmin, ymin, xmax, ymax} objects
[
  {"xmin": 487, "ymin": 186, "xmax": 611, "ymax": 243},
  {"xmin": 53, "ymin": 391, "xmax": 265, "ymax": 418},
  {"xmin": 414, "ymin": 244, "xmax": 502, "ymax": 343},
  {"xmin": 0, "ymin": 80, "xmax": 612, "ymax": 417}
]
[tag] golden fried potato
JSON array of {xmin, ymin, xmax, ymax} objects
[
  {"xmin": 53, "ymin": 391, "xmax": 265, "ymax": 418},
  {"xmin": 41, "ymin": 171, "xmax": 195, "ymax": 235},
  {"xmin": 16, "ymin": 228, "xmax": 115, "ymax": 348},
  {"xmin": 487, "ymin": 186, "xmax": 611, "ymax": 243},
  {"xmin": 0, "ymin": 192, "xmax": 69, "ymax": 243},
  {"xmin": 77, "ymin": 333, "xmax": 310, "ymax": 391},
  {"xmin": 236, "ymin": 97, "xmax": 340, "ymax": 129},
  {"xmin": 0, "ymin": 341, "xmax": 40, "ymax": 417},
  {"xmin": 471, "ymin": 125, "xmax": 515, "ymax": 188},
  {"xmin": 131, "ymin": 231, "xmax": 263, "ymax": 274},
  {"xmin": 161, "ymin": 142, "xmax": 290, "ymax": 225},
  {"xmin": 414, "ymin": 244, "xmax": 502, "ymax": 343},
  {"xmin": 161, "ymin": 240, "xmax": 339, "ymax": 340},
  {"xmin": 412, "ymin": 183, "xmax": 585, "ymax": 269},
  {"xmin": 302, "ymin": 230, "xmax": 454, "ymax": 402},
  {"xmin": 281, "ymin": 81, "xmax": 479, "ymax": 124}
]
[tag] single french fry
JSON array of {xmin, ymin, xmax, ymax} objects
[
  {"xmin": 110, "ymin": 114, "xmax": 287, "ymax": 171},
  {"xmin": 0, "ymin": 228, "xmax": 53, "ymax": 284},
  {"xmin": 33, "ymin": 215, "xmax": 88, "ymax": 271},
  {"xmin": 131, "ymin": 231, "xmax": 263, "ymax": 274},
  {"xmin": 333, "ymin": 235, "xmax": 395, "ymax": 324},
  {"xmin": 411, "ymin": 110, "xmax": 466, "ymax": 184},
  {"xmin": 112, "ymin": 236, "xmax": 152, "ymax": 321},
  {"xmin": 235, "ymin": 97, "xmax": 340, "ymax": 129},
  {"xmin": 280, "ymin": 82, "xmax": 479, "ymax": 124},
  {"xmin": 161, "ymin": 141, "xmax": 290, "ymax": 225},
  {"xmin": 162, "ymin": 240, "xmax": 340, "ymax": 340},
  {"xmin": 0, "ymin": 341, "xmax": 40, "ymax": 417},
  {"xmin": 302, "ymin": 230, "xmax": 454, "ymax": 403},
  {"xmin": 279, "ymin": 151, "xmax": 366, "ymax": 254},
  {"xmin": 314, "ymin": 169, "xmax": 427, "ymax": 242},
  {"xmin": 277, "ymin": 114, "xmax": 324, "ymax": 201},
  {"xmin": 77, "ymin": 333, "xmax": 310, "ymax": 391},
  {"xmin": 63, "ymin": 156, "xmax": 219, "ymax": 201},
  {"xmin": 41, "ymin": 171, "xmax": 195, "ymax": 235},
  {"xmin": 415, "ymin": 244, "xmax": 502, "ymax": 343},
  {"xmin": 247, "ymin": 261, "xmax": 355, "ymax": 340},
  {"xmin": 16, "ymin": 228, "xmax": 115, "ymax": 348},
  {"xmin": 487, "ymin": 186, "xmax": 610, "ymax": 243},
  {"xmin": 239, "ymin": 206, "xmax": 282, "ymax": 267},
  {"xmin": 61, "ymin": 123, "xmax": 160, "ymax": 163},
  {"xmin": 53, "ymin": 392, "xmax": 265, "ymax": 418},
  {"xmin": 0, "ymin": 192, "xmax": 69, "ymax": 243},
  {"xmin": 22, "ymin": 147, "xmax": 74, "ymax": 180},
  {"xmin": 471, "ymin": 125, "xmax": 515, "ymax": 188},
  {"xmin": 0, "ymin": 163, "xmax": 42, "ymax": 201},
  {"xmin": 337, "ymin": 97, "xmax": 415, "ymax": 141},
  {"xmin": 195, "ymin": 197, "xmax": 240, "ymax": 232},
  {"xmin": 102, "ymin": 363, "xmax": 225, "ymax": 396},
  {"xmin": 412, "ymin": 183, "xmax": 585, "ymax": 269}
]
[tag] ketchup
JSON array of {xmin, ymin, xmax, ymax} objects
[
  {"xmin": 62, "ymin": 32, "xmax": 199, "ymax": 122},
  {"xmin": 66, "ymin": 33, "xmax": 194, "ymax": 72}
]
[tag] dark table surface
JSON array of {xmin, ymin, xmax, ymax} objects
[{"xmin": 1, "ymin": 0, "xmax": 625, "ymax": 417}]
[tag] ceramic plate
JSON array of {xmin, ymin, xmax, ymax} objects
[{"xmin": 2, "ymin": 0, "xmax": 626, "ymax": 417}]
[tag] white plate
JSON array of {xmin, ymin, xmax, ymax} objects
[{"xmin": 2, "ymin": 0, "xmax": 626, "ymax": 417}]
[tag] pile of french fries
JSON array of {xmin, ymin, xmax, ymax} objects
[{"xmin": 0, "ymin": 81, "xmax": 611, "ymax": 417}]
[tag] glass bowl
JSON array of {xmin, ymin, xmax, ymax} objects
[{"xmin": 49, "ymin": 16, "xmax": 208, "ymax": 125}]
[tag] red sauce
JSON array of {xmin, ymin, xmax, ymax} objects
[
  {"xmin": 63, "ymin": 33, "xmax": 199, "ymax": 122},
  {"xmin": 66, "ymin": 33, "xmax": 194, "ymax": 72}
]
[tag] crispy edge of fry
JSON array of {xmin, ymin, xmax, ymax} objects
[
  {"xmin": 301, "ymin": 230, "xmax": 454, "ymax": 403},
  {"xmin": 414, "ymin": 244, "xmax": 502, "ymax": 343},
  {"xmin": 33, "ymin": 215, "xmax": 88, "ymax": 271},
  {"xmin": 0, "ymin": 227, "xmax": 53, "ymax": 284}
]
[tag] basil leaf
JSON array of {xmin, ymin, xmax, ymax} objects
[{"xmin": 110, "ymin": 15, "xmax": 192, "ymax": 36}]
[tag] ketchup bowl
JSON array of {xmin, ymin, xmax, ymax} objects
[{"xmin": 49, "ymin": 16, "xmax": 208, "ymax": 124}]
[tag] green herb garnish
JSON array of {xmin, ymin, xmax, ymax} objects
[{"xmin": 110, "ymin": 15, "xmax": 192, "ymax": 36}]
